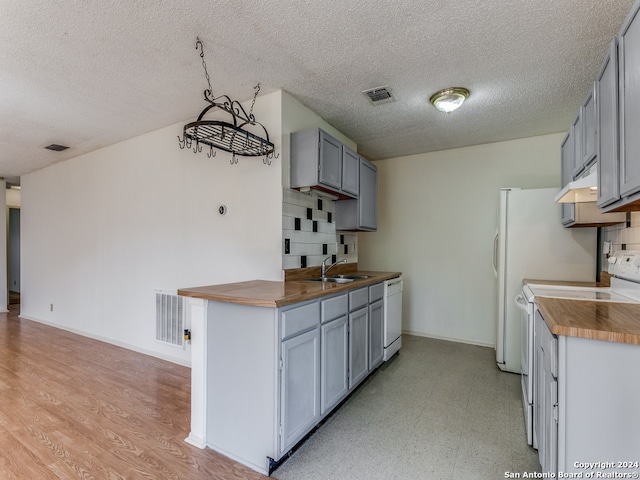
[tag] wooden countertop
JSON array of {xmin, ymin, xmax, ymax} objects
[
  {"xmin": 536, "ymin": 296, "xmax": 640, "ymax": 345},
  {"xmin": 178, "ymin": 271, "xmax": 401, "ymax": 308}
]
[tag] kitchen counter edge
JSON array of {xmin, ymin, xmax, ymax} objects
[
  {"xmin": 536, "ymin": 296, "xmax": 640, "ymax": 345},
  {"xmin": 177, "ymin": 271, "xmax": 402, "ymax": 308}
]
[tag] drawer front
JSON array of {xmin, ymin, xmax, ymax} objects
[
  {"xmin": 369, "ymin": 283, "xmax": 384, "ymax": 302},
  {"xmin": 321, "ymin": 294, "xmax": 348, "ymax": 324},
  {"xmin": 281, "ymin": 302, "xmax": 320, "ymax": 339},
  {"xmin": 349, "ymin": 288, "xmax": 369, "ymax": 311}
]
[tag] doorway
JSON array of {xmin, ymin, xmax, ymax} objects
[{"xmin": 8, "ymin": 207, "xmax": 20, "ymax": 304}]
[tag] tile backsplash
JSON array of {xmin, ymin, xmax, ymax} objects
[
  {"xmin": 602, "ymin": 212, "xmax": 636, "ymax": 266},
  {"xmin": 282, "ymin": 188, "xmax": 358, "ymax": 270}
]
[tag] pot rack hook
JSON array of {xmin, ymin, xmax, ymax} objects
[{"xmin": 263, "ymin": 149, "xmax": 279, "ymax": 166}]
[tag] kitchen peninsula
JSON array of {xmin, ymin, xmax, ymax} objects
[{"xmin": 178, "ymin": 268, "xmax": 401, "ymax": 475}]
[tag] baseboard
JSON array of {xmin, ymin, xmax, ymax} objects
[
  {"xmin": 402, "ymin": 329, "xmax": 495, "ymax": 349},
  {"xmin": 18, "ymin": 313, "xmax": 191, "ymax": 367},
  {"xmin": 184, "ymin": 434, "xmax": 206, "ymax": 449}
]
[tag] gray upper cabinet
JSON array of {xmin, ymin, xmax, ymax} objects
[
  {"xmin": 571, "ymin": 111, "xmax": 584, "ymax": 180},
  {"xmin": 595, "ymin": 2, "xmax": 640, "ymax": 212},
  {"xmin": 560, "ymin": 130, "xmax": 576, "ymax": 226},
  {"xmin": 620, "ymin": 5, "xmax": 640, "ymax": 199},
  {"xmin": 318, "ymin": 131, "xmax": 342, "ymax": 191},
  {"xmin": 341, "ymin": 146, "xmax": 360, "ymax": 197},
  {"xmin": 560, "ymin": 122, "xmax": 624, "ymax": 227},
  {"xmin": 335, "ymin": 157, "xmax": 378, "ymax": 231},
  {"xmin": 290, "ymin": 128, "xmax": 356, "ymax": 199},
  {"xmin": 598, "ymin": 39, "xmax": 621, "ymax": 208},
  {"xmin": 581, "ymin": 85, "xmax": 597, "ymax": 168},
  {"xmin": 359, "ymin": 159, "xmax": 378, "ymax": 230}
]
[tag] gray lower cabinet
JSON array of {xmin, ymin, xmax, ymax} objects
[
  {"xmin": 348, "ymin": 307, "xmax": 369, "ymax": 389},
  {"xmin": 195, "ymin": 283, "xmax": 387, "ymax": 475},
  {"xmin": 320, "ymin": 293, "xmax": 349, "ymax": 415},
  {"xmin": 320, "ymin": 316, "xmax": 348, "ymax": 414},
  {"xmin": 534, "ymin": 309, "xmax": 640, "ymax": 476},
  {"xmin": 280, "ymin": 315, "xmax": 321, "ymax": 454},
  {"xmin": 368, "ymin": 283, "xmax": 384, "ymax": 370},
  {"xmin": 368, "ymin": 299, "xmax": 384, "ymax": 370},
  {"xmin": 535, "ymin": 312, "xmax": 557, "ymax": 474}
]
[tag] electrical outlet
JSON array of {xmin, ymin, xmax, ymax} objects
[{"xmin": 50, "ymin": 304, "xmax": 53, "ymax": 312}]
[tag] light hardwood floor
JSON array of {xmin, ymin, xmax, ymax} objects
[{"xmin": 0, "ymin": 306, "xmax": 267, "ymax": 480}]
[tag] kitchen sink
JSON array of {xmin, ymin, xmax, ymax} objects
[
  {"xmin": 332, "ymin": 274, "xmax": 371, "ymax": 280},
  {"xmin": 303, "ymin": 274, "xmax": 371, "ymax": 283},
  {"xmin": 304, "ymin": 277, "xmax": 354, "ymax": 283}
]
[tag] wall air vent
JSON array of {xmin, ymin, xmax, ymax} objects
[
  {"xmin": 155, "ymin": 290, "xmax": 185, "ymax": 346},
  {"xmin": 362, "ymin": 86, "xmax": 395, "ymax": 105}
]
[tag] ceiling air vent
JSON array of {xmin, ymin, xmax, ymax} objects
[
  {"xmin": 362, "ymin": 86, "xmax": 395, "ymax": 105},
  {"xmin": 45, "ymin": 144, "xmax": 70, "ymax": 152}
]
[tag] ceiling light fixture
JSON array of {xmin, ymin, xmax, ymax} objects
[{"xmin": 429, "ymin": 87, "xmax": 470, "ymax": 113}]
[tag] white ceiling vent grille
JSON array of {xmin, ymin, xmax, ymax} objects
[{"xmin": 362, "ymin": 86, "xmax": 395, "ymax": 105}]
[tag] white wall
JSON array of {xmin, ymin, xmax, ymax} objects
[
  {"xmin": 358, "ymin": 133, "xmax": 564, "ymax": 347},
  {"xmin": 20, "ymin": 91, "xmax": 283, "ymax": 365}
]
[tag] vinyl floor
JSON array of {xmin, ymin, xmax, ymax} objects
[{"xmin": 273, "ymin": 335, "xmax": 541, "ymax": 480}]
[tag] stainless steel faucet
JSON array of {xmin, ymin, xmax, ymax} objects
[{"xmin": 321, "ymin": 256, "xmax": 347, "ymax": 278}]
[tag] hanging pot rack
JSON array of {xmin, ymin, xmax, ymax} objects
[{"xmin": 178, "ymin": 38, "xmax": 277, "ymax": 165}]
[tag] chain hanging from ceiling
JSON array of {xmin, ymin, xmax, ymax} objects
[{"xmin": 178, "ymin": 38, "xmax": 278, "ymax": 165}]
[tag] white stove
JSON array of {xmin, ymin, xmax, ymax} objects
[
  {"xmin": 515, "ymin": 250, "xmax": 640, "ymax": 449},
  {"xmin": 523, "ymin": 284, "xmax": 639, "ymax": 303}
]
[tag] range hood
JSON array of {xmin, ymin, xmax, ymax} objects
[{"xmin": 554, "ymin": 171, "xmax": 598, "ymax": 203}]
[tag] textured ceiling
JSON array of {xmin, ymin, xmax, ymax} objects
[{"xmin": 0, "ymin": 0, "xmax": 636, "ymax": 184}]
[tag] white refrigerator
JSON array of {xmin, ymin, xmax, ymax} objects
[{"xmin": 494, "ymin": 188, "xmax": 596, "ymax": 373}]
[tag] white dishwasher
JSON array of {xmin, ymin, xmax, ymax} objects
[{"xmin": 383, "ymin": 277, "xmax": 403, "ymax": 361}]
